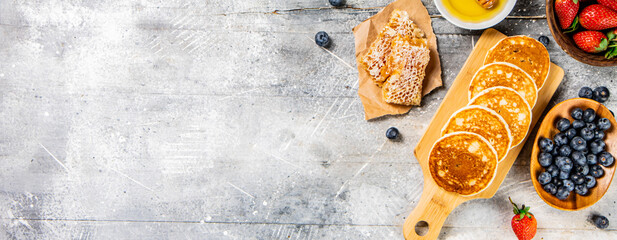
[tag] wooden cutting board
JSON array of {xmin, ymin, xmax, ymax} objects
[{"xmin": 402, "ymin": 28, "xmax": 565, "ymax": 240}]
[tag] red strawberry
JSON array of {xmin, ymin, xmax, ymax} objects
[
  {"xmin": 510, "ymin": 197, "xmax": 537, "ymax": 240},
  {"xmin": 573, "ymin": 31, "xmax": 609, "ymax": 53},
  {"xmin": 599, "ymin": 0, "xmax": 617, "ymax": 12},
  {"xmin": 556, "ymin": 0, "xmax": 580, "ymax": 29},
  {"xmin": 580, "ymin": 4, "xmax": 617, "ymax": 30}
]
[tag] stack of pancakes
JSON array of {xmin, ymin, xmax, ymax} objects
[{"xmin": 430, "ymin": 36, "xmax": 550, "ymax": 196}]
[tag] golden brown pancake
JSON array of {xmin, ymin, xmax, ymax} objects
[
  {"xmin": 469, "ymin": 86, "xmax": 532, "ymax": 147},
  {"xmin": 441, "ymin": 105, "xmax": 512, "ymax": 162},
  {"xmin": 429, "ymin": 132, "xmax": 498, "ymax": 196},
  {"xmin": 484, "ymin": 36, "xmax": 550, "ymax": 89},
  {"xmin": 468, "ymin": 62, "xmax": 538, "ymax": 107}
]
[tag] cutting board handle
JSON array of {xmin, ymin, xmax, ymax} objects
[{"xmin": 403, "ymin": 188, "xmax": 457, "ymax": 240}]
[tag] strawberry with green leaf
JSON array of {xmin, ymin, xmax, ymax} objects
[
  {"xmin": 556, "ymin": 0, "xmax": 580, "ymax": 30},
  {"xmin": 510, "ymin": 197, "xmax": 537, "ymax": 240},
  {"xmin": 573, "ymin": 31, "xmax": 609, "ymax": 53}
]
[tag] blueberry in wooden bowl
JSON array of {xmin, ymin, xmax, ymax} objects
[{"xmin": 531, "ymin": 98, "xmax": 617, "ymax": 211}]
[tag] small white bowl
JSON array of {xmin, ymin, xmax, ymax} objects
[{"xmin": 434, "ymin": 0, "xmax": 517, "ymax": 30}]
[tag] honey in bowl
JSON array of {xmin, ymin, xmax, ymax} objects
[{"xmin": 442, "ymin": 0, "xmax": 507, "ymax": 23}]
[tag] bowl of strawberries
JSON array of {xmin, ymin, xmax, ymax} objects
[{"xmin": 547, "ymin": 0, "xmax": 617, "ymax": 66}]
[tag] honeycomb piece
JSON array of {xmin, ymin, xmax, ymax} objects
[
  {"xmin": 360, "ymin": 9, "xmax": 426, "ymax": 87},
  {"xmin": 381, "ymin": 35, "xmax": 430, "ymax": 106}
]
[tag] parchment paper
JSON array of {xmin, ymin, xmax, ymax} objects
[{"xmin": 353, "ymin": 0, "xmax": 442, "ymax": 120}]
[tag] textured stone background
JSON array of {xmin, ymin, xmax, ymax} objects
[{"xmin": 1, "ymin": 0, "xmax": 616, "ymax": 239}]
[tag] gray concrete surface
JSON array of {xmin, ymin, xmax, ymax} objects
[{"xmin": 1, "ymin": 0, "xmax": 616, "ymax": 239}]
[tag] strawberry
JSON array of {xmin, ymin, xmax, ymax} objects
[
  {"xmin": 599, "ymin": 0, "xmax": 617, "ymax": 12},
  {"xmin": 580, "ymin": 4, "xmax": 617, "ymax": 30},
  {"xmin": 573, "ymin": 31, "xmax": 609, "ymax": 53},
  {"xmin": 509, "ymin": 197, "xmax": 537, "ymax": 240},
  {"xmin": 555, "ymin": 0, "xmax": 580, "ymax": 29}
]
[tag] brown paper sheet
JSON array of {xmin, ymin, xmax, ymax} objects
[{"xmin": 353, "ymin": 0, "xmax": 443, "ymax": 120}]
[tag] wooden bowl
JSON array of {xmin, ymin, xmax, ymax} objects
[
  {"xmin": 546, "ymin": 0, "xmax": 617, "ymax": 66},
  {"xmin": 531, "ymin": 98, "xmax": 617, "ymax": 211}
]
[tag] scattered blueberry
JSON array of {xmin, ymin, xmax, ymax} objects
[
  {"xmin": 571, "ymin": 108, "xmax": 584, "ymax": 120},
  {"xmin": 598, "ymin": 118, "xmax": 611, "ymax": 131},
  {"xmin": 587, "ymin": 154, "xmax": 598, "ymax": 165},
  {"xmin": 538, "ymin": 36, "xmax": 550, "ymax": 47},
  {"xmin": 556, "ymin": 118, "xmax": 571, "ymax": 131},
  {"xmin": 563, "ymin": 179, "xmax": 575, "ymax": 192},
  {"xmin": 575, "ymin": 184, "xmax": 589, "ymax": 195},
  {"xmin": 570, "ymin": 136, "xmax": 587, "ymax": 151},
  {"xmin": 556, "ymin": 186, "xmax": 570, "ymax": 200},
  {"xmin": 572, "ymin": 120, "xmax": 586, "ymax": 129},
  {"xmin": 576, "ymin": 164, "xmax": 590, "ymax": 176},
  {"xmin": 590, "ymin": 164, "xmax": 605, "ymax": 178},
  {"xmin": 592, "ymin": 215, "xmax": 609, "ymax": 229},
  {"xmin": 571, "ymin": 151, "xmax": 587, "ymax": 166},
  {"xmin": 593, "ymin": 86, "xmax": 610, "ymax": 103},
  {"xmin": 538, "ymin": 152, "xmax": 553, "ymax": 167},
  {"xmin": 565, "ymin": 128, "xmax": 578, "ymax": 139},
  {"xmin": 543, "ymin": 183, "xmax": 558, "ymax": 195},
  {"xmin": 539, "ymin": 137, "xmax": 554, "ymax": 152},
  {"xmin": 328, "ymin": 0, "xmax": 346, "ymax": 7},
  {"xmin": 579, "ymin": 87, "xmax": 594, "ymax": 99},
  {"xmin": 585, "ymin": 175, "xmax": 597, "ymax": 188},
  {"xmin": 584, "ymin": 109, "xmax": 597, "ymax": 123},
  {"xmin": 580, "ymin": 128, "xmax": 595, "ymax": 141},
  {"xmin": 554, "ymin": 133, "xmax": 569, "ymax": 146},
  {"xmin": 538, "ymin": 171, "xmax": 552, "ymax": 185},
  {"xmin": 315, "ymin": 31, "xmax": 331, "ymax": 48},
  {"xmin": 547, "ymin": 164, "xmax": 560, "ymax": 177},
  {"xmin": 590, "ymin": 139, "xmax": 606, "ymax": 154},
  {"xmin": 386, "ymin": 127, "xmax": 399, "ymax": 140},
  {"xmin": 595, "ymin": 130, "xmax": 606, "ymax": 140},
  {"xmin": 598, "ymin": 151, "xmax": 615, "ymax": 167}
]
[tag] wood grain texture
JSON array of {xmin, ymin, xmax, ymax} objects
[
  {"xmin": 403, "ymin": 28, "xmax": 564, "ymax": 240},
  {"xmin": 531, "ymin": 98, "xmax": 617, "ymax": 211},
  {"xmin": 546, "ymin": 0, "xmax": 617, "ymax": 66}
]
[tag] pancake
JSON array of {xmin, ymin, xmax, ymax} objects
[
  {"xmin": 469, "ymin": 86, "xmax": 532, "ymax": 147},
  {"xmin": 468, "ymin": 62, "xmax": 538, "ymax": 107},
  {"xmin": 429, "ymin": 132, "xmax": 498, "ymax": 196},
  {"xmin": 484, "ymin": 36, "xmax": 550, "ymax": 89},
  {"xmin": 441, "ymin": 105, "xmax": 512, "ymax": 162}
]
